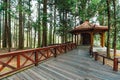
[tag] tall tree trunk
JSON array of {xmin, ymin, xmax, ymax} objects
[
  {"xmin": 22, "ymin": 12, "xmax": 25, "ymax": 48},
  {"xmin": 49, "ymin": 19, "xmax": 52, "ymax": 45},
  {"xmin": 65, "ymin": 11, "xmax": 67, "ymax": 43},
  {"xmin": 53, "ymin": 4, "xmax": 56, "ymax": 44},
  {"xmin": 27, "ymin": 24, "xmax": 29, "ymax": 47},
  {"xmin": 34, "ymin": 28, "xmax": 37, "ymax": 48},
  {"xmin": 28, "ymin": 0, "xmax": 31, "ymax": 48},
  {"xmin": 13, "ymin": 19, "xmax": 15, "ymax": 47},
  {"xmin": 112, "ymin": 0, "xmax": 117, "ymax": 58},
  {"xmin": 49, "ymin": 4, "xmax": 53, "ymax": 45},
  {"xmin": 106, "ymin": 0, "xmax": 111, "ymax": 58},
  {"xmin": 3, "ymin": 0, "xmax": 8, "ymax": 48},
  {"xmin": 27, "ymin": 0, "xmax": 31, "ymax": 48},
  {"xmin": 0, "ymin": 0, "xmax": 1, "ymax": 48},
  {"xmin": 0, "ymin": 14, "xmax": 1, "ymax": 48},
  {"xmin": 62, "ymin": 12, "xmax": 64, "ymax": 43},
  {"xmin": 37, "ymin": 0, "xmax": 41, "ymax": 47},
  {"xmin": 29, "ymin": 28, "xmax": 32, "ymax": 48},
  {"xmin": 18, "ymin": 0, "xmax": 24, "ymax": 49},
  {"xmin": 15, "ymin": 20, "xmax": 18, "ymax": 47},
  {"xmin": 42, "ymin": 0, "xmax": 47, "ymax": 47},
  {"xmin": 59, "ymin": 11, "xmax": 63, "ymax": 43},
  {"xmin": 8, "ymin": 0, "xmax": 11, "ymax": 51}
]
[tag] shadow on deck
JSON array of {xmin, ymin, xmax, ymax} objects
[{"xmin": 2, "ymin": 46, "xmax": 120, "ymax": 80}]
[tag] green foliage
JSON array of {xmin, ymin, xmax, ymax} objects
[
  {"xmin": 0, "ymin": 3, "xmax": 4, "ymax": 13},
  {"xmin": 0, "ymin": 0, "xmax": 120, "ymax": 49},
  {"xmin": 91, "ymin": 0, "xmax": 100, "ymax": 5},
  {"xmin": 55, "ymin": 0, "xmax": 76, "ymax": 12}
]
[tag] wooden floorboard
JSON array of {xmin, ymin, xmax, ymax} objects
[{"xmin": 2, "ymin": 46, "xmax": 120, "ymax": 80}]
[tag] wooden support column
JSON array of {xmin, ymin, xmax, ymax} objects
[
  {"xmin": 90, "ymin": 32, "xmax": 94, "ymax": 53},
  {"xmin": 75, "ymin": 34, "xmax": 77, "ymax": 45},
  {"xmin": 90, "ymin": 32, "xmax": 94, "ymax": 47},
  {"xmin": 79, "ymin": 34, "xmax": 81, "ymax": 45},
  {"xmin": 100, "ymin": 32, "xmax": 105, "ymax": 47},
  {"xmin": 77, "ymin": 35, "xmax": 79, "ymax": 45}
]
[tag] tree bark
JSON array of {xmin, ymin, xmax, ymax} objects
[
  {"xmin": 49, "ymin": 4, "xmax": 53, "ymax": 45},
  {"xmin": 0, "ymin": 14, "xmax": 1, "ymax": 48},
  {"xmin": 18, "ymin": 0, "xmax": 24, "ymax": 49},
  {"xmin": 53, "ymin": 4, "xmax": 56, "ymax": 44},
  {"xmin": 37, "ymin": 0, "xmax": 41, "ymax": 47},
  {"xmin": 3, "ymin": 0, "xmax": 8, "ymax": 48},
  {"xmin": 34, "ymin": 27, "xmax": 37, "ymax": 48},
  {"xmin": 112, "ymin": 0, "xmax": 117, "ymax": 58},
  {"xmin": 42, "ymin": 0, "xmax": 47, "ymax": 47},
  {"xmin": 106, "ymin": 0, "xmax": 111, "ymax": 58},
  {"xmin": 65, "ymin": 11, "xmax": 67, "ymax": 43},
  {"xmin": 8, "ymin": 0, "xmax": 11, "ymax": 51}
]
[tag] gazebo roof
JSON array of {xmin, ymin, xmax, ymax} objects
[{"xmin": 69, "ymin": 20, "xmax": 108, "ymax": 34}]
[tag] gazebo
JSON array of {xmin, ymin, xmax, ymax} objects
[{"xmin": 69, "ymin": 20, "xmax": 108, "ymax": 53}]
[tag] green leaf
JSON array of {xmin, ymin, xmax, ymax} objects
[{"xmin": 92, "ymin": 0, "xmax": 100, "ymax": 5}]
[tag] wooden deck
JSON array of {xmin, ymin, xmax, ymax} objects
[{"xmin": 2, "ymin": 46, "xmax": 120, "ymax": 80}]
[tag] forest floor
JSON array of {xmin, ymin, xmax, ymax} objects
[
  {"xmin": 0, "ymin": 48, "xmax": 17, "ymax": 54},
  {"xmin": 93, "ymin": 46, "xmax": 120, "ymax": 70},
  {"xmin": 0, "ymin": 48, "xmax": 31, "ymax": 54}
]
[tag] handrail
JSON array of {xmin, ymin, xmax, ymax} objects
[
  {"xmin": 0, "ymin": 43, "xmax": 76, "ymax": 78},
  {"xmin": 93, "ymin": 52, "xmax": 119, "ymax": 71}
]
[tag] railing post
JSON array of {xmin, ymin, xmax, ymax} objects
[
  {"xmin": 35, "ymin": 51, "xmax": 38, "ymax": 66},
  {"xmin": 70, "ymin": 43, "xmax": 72, "ymax": 50},
  {"xmin": 17, "ymin": 55, "xmax": 20, "ymax": 68},
  {"xmin": 65, "ymin": 45, "xmax": 67, "ymax": 53},
  {"xmin": 54, "ymin": 47, "xmax": 57, "ymax": 58},
  {"xmin": 89, "ymin": 46, "xmax": 93, "ymax": 56},
  {"xmin": 71, "ymin": 43, "xmax": 73, "ymax": 50},
  {"xmin": 113, "ymin": 58, "xmax": 118, "ymax": 71},
  {"xmin": 103, "ymin": 57, "xmax": 105, "ymax": 65}
]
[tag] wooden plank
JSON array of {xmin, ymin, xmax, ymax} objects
[
  {"xmin": 32, "ymin": 67, "xmax": 61, "ymax": 80},
  {"xmin": 38, "ymin": 65, "xmax": 69, "ymax": 80},
  {"xmin": 43, "ymin": 62, "xmax": 84, "ymax": 79},
  {"xmin": 23, "ymin": 70, "xmax": 42, "ymax": 80}
]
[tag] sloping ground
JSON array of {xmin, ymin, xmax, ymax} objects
[{"xmin": 2, "ymin": 46, "xmax": 120, "ymax": 80}]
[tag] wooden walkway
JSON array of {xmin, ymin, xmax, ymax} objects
[{"xmin": 2, "ymin": 46, "xmax": 120, "ymax": 80}]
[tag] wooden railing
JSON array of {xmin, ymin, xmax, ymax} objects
[
  {"xmin": 93, "ymin": 52, "xmax": 120, "ymax": 71},
  {"xmin": 0, "ymin": 43, "xmax": 76, "ymax": 78}
]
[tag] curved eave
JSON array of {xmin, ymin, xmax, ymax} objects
[{"xmin": 69, "ymin": 28, "xmax": 108, "ymax": 34}]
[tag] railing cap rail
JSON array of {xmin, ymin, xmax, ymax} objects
[{"xmin": 0, "ymin": 43, "xmax": 76, "ymax": 57}]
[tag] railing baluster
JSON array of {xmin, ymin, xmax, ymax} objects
[
  {"xmin": 65, "ymin": 45, "xmax": 67, "ymax": 53},
  {"xmin": 17, "ymin": 55, "xmax": 20, "ymax": 68},
  {"xmin": 103, "ymin": 57, "xmax": 105, "ymax": 65},
  {"xmin": 113, "ymin": 58, "xmax": 118, "ymax": 71},
  {"xmin": 94, "ymin": 52, "xmax": 98, "ymax": 61},
  {"xmin": 35, "ymin": 51, "xmax": 38, "ymax": 66},
  {"xmin": 54, "ymin": 47, "xmax": 57, "ymax": 58}
]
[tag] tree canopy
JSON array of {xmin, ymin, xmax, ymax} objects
[{"xmin": 0, "ymin": 0, "xmax": 120, "ymax": 52}]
